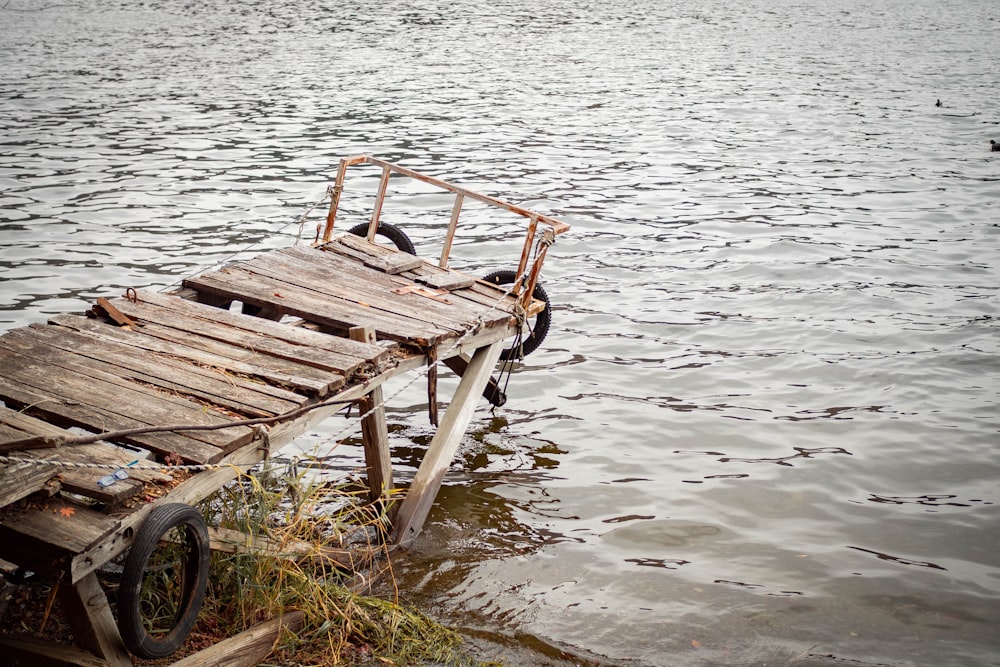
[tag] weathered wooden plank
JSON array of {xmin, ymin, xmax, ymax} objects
[
  {"xmin": 0, "ymin": 457, "xmax": 59, "ymax": 507},
  {"xmin": 169, "ymin": 611, "xmax": 305, "ymax": 667},
  {"xmin": 0, "ymin": 353, "xmax": 223, "ymax": 464},
  {"xmin": 325, "ymin": 231, "xmax": 395, "ymax": 259},
  {"xmin": 92, "ymin": 318, "xmax": 345, "ymax": 396},
  {"xmin": 350, "ymin": 327, "xmax": 392, "ymax": 504},
  {"xmin": 392, "ymin": 340, "xmax": 504, "ymax": 546},
  {"xmin": 442, "ymin": 354, "xmax": 506, "ymax": 407},
  {"xmin": 0, "ymin": 634, "xmax": 110, "ymax": 667},
  {"xmin": 363, "ymin": 252, "xmax": 424, "ymax": 274},
  {"xmin": 57, "ymin": 572, "xmax": 132, "ymax": 667},
  {"xmin": 331, "ymin": 233, "xmax": 511, "ymax": 307},
  {"xmin": 185, "ymin": 267, "xmax": 450, "ymax": 346},
  {"xmin": 128, "ymin": 289, "xmax": 389, "ymax": 367},
  {"xmin": 272, "ymin": 246, "xmax": 488, "ymax": 326},
  {"xmin": 0, "ymin": 344, "xmax": 246, "ymax": 457},
  {"xmin": 48, "ymin": 314, "xmax": 332, "ymax": 397},
  {"xmin": 417, "ymin": 271, "xmax": 478, "ymax": 291},
  {"xmin": 107, "ymin": 295, "xmax": 371, "ymax": 378},
  {"xmin": 0, "ymin": 497, "xmax": 119, "ymax": 577},
  {"xmin": 225, "ymin": 254, "xmax": 466, "ymax": 336},
  {"xmin": 5, "ymin": 325, "xmax": 299, "ymax": 420},
  {"xmin": 0, "ymin": 409, "xmax": 63, "ymax": 505},
  {"xmin": 241, "ymin": 253, "xmax": 475, "ymax": 336},
  {"xmin": 0, "ymin": 386, "xmax": 217, "ymax": 465}
]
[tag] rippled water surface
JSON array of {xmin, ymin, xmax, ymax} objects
[{"xmin": 3, "ymin": 1, "xmax": 1000, "ymax": 665}]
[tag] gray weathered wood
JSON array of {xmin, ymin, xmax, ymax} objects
[
  {"xmin": 392, "ymin": 340, "xmax": 503, "ymax": 545},
  {"xmin": 185, "ymin": 263, "xmax": 453, "ymax": 346},
  {"xmin": 0, "ymin": 634, "xmax": 110, "ymax": 667},
  {"xmin": 351, "ymin": 327, "xmax": 392, "ymax": 504},
  {"xmin": 140, "ymin": 289, "xmax": 386, "ymax": 361},
  {"xmin": 267, "ymin": 246, "xmax": 487, "ymax": 325},
  {"xmin": 169, "ymin": 611, "xmax": 305, "ymax": 667},
  {"xmin": 57, "ymin": 572, "xmax": 132, "ymax": 667},
  {"xmin": 14, "ymin": 324, "xmax": 299, "ymax": 419},
  {"xmin": 48, "ymin": 314, "xmax": 334, "ymax": 397},
  {"xmin": 417, "ymin": 272, "xmax": 478, "ymax": 291}
]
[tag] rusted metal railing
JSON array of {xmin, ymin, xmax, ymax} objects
[{"xmin": 319, "ymin": 155, "xmax": 570, "ymax": 314}]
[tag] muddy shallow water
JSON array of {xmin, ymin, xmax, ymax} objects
[{"xmin": 2, "ymin": 1, "xmax": 999, "ymax": 665}]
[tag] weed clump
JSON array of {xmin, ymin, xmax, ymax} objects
[{"xmin": 193, "ymin": 459, "xmax": 483, "ymax": 666}]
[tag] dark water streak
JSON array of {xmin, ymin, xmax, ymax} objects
[{"xmin": 2, "ymin": 1, "xmax": 1000, "ymax": 665}]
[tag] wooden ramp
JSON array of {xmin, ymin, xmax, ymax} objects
[{"xmin": 0, "ymin": 155, "xmax": 570, "ymax": 667}]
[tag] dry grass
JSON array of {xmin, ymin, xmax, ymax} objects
[
  {"xmin": 194, "ymin": 459, "xmax": 495, "ymax": 666},
  {"xmin": 0, "ymin": 458, "xmax": 501, "ymax": 666}
]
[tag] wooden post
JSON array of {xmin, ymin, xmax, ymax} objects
[
  {"xmin": 438, "ymin": 193, "xmax": 464, "ymax": 268},
  {"xmin": 366, "ymin": 167, "xmax": 391, "ymax": 241},
  {"xmin": 392, "ymin": 340, "xmax": 503, "ymax": 546},
  {"xmin": 56, "ymin": 573, "xmax": 132, "ymax": 667},
  {"xmin": 350, "ymin": 327, "xmax": 392, "ymax": 503}
]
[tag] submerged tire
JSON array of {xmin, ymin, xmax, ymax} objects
[
  {"xmin": 482, "ymin": 269, "xmax": 551, "ymax": 360},
  {"xmin": 347, "ymin": 221, "xmax": 416, "ymax": 255},
  {"xmin": 117, "ymin": 503, "xmax": 211, "ymax": 660}
]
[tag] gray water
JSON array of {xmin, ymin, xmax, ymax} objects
[{"xmin": 2, "ymin": 1, "xmax": 999, "ymax": 665}]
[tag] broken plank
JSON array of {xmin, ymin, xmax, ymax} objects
[
  {"xmin": 0, "ymin": 457, "xmax": 59, "ymax": 508},
  {"xmin": 0, "ymin": 497, "xmax": 120, "ymax": 579},
  {"xmin": 416, "ymin": 271, "xmax": 478, "ymax": 291},
  {"xmin": 185, "ymin": 267, "xmax": 450, "ymax": 346},
  {"xmin": 363, "ymin": 252, "xmax": 424, "ymax": 274}
]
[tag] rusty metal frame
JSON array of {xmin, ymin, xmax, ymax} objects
[{"xmin": 319, "ymin": 155, "xmax": 570, "ymax": 313}]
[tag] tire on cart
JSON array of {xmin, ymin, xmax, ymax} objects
[
  {"xmin": 117, "ymin": 503, "xmax": 211, "ymax": 660},
  {"xmin": 347, "ymin": 221, "xmax": 416, "ymax": 255},
  {"xmin": 481, "ymin": 269, "xmax": 552, "ymax": 360}
]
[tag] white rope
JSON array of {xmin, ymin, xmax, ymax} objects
[{"xmin": 159, "ymin": 187, "xmax": 331, "ymax": 292}]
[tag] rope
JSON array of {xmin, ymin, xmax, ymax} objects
[
  {"xmin": 309, "ymin": 288, "xmax": 514, "ymax": 458},
  {"xmin": 1, "ymin": 285, "xmax": 517, "ymax": 474},
  {"xmin": 158, "ymin": 187, "xmax": 331, "ymax": 292}
]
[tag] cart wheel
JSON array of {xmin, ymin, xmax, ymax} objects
[
  {"xmin": 117, "ymin": 503, "xmax": 211, "ymax": 659},
  {"xmin": 482, "ymin": 270, "xmax": 552, "ymax": 360},
  {"xmin": 347, "ymin": 222, "xmax": 417, "ymax": 255}
]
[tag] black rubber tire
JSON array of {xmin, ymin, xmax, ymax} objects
[
  {"xmin": 117, "ymin": 503, "xmax": 211, "ymax": 660},
  {"xmin": 482, "ymin": 270, "xmax": 551, "ymax": 360},
  {"xmin": 347, "ymin": 221, "xmax": 416, "ymax": 255}
]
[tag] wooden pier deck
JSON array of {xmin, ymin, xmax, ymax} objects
[{"xmin": 0, "ymin": 156, "xmax": 570, "ymax": 666}]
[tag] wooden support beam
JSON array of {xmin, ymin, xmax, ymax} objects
[
  {"xmin": 392, "ymin": 340, "xmax": 503, "ymax": 546},
  {"xmin": 169, "ymin": 611, "xmax": 304, "ymax": 667},
  {"xmin": 350, "ymin": 327, "xmax": 392, "ymax": 504},
  {"xmin": 0, "ymin": 634, "xmax": 109, "ymax": 667},
  {"xmin": 442, "ymin": 354, "xmax": 506, "ymax": 407},
  {"xmin": 56, "ymin": 573, "xmax": 131, "ymax": 667}
]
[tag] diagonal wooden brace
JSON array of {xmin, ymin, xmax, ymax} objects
[{"xmin": 392, "ymin": 340, "xmax": 503, "ymax": 546}]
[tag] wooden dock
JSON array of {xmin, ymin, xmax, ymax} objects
[{"xmin": 0, "ymin": 156, "xmax": 569, "ymax": 666}]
